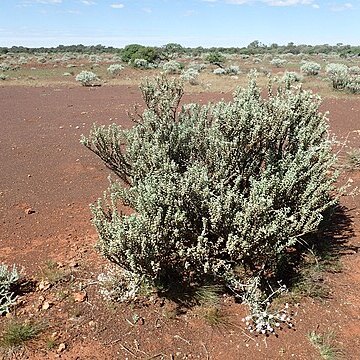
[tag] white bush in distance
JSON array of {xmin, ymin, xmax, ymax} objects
[
  {"xmin": 163, "ymin": 60, "xmax": 182, "ymax": 74},
  {"xmin": 107, "ymin": 64, "xmax": 124, "ymax": 76},
  {"xmin": 75, "ymin": 70, "xmax": 99, "ymax": 86},
  {"xmin": 325, "ymin": 63, "xmax": 348, "ymax": 89},
  {"xmin": 349, "ymin": 66, "xmax": 360, "ymax": 75},
  {"xmin": 213, "ymin": 68, "xmax": 226, "ymax": 75},
  {"xmin": 270, "ymin": 58, "xmax": 287, "ymax": 68},
  {"xmin": 282, "ymin": 71, "xmax": 303, "ymax": 84},
  {"xmin": 133, "ymin": 58, "xmax": 149, "ymax": 69},
  {"xmin": 300, "ymin": 62, "xmax": 321, "ymax": 76},
  {"xmin": 181, "ymin": 68, "xmax": 199, "ymax": 85}
]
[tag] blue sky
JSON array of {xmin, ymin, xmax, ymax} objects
[{"xmin": 0, "ymin": 0, "xmax": 358, "ymax": 48}]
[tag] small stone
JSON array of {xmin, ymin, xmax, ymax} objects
[
  {"xmin": 69, "ymin": 260, "xmax": 79, "ymax": 268},
  {"xmin": 88, "ymin": 321, "xmax": 95, "ymax": 327},
  {"xmin": 42, "ymin": 301, "xmax": 52, "ymax": 310},
  {"xmin": 57, "ymin": 343, "xmax": 66, "ymax": 353},
  {"xmin": 25, "ymin": 208, "xmax": 35, "ymax": 215},
  {"xmin": 38, "ymin": 280, "xmax": 51, "ymax": 291},
  {"xmin": 74, "ymin": 292, "xmax": 87, "ymax": 302}
]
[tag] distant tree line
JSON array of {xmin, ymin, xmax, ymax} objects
[{"xmin": 0, "ymin": 41, "xmax": 359, "ymax": 58}]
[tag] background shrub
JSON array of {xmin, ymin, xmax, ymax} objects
[
  {"xmin": 270, "ymin": 58, "xmax": 287, "ymax": 68},
  {"xmin": 75, "ymin": 70, "xmax": 99, "ymax": 86},
  {"xmin": 82, "ymin": 76, "xmax": 337, "ymax": 300},
  {"xmin": 181, "ymin": 68, "xmax": 200, "ymax": 85},
  {"xmin": 162, "ymin": 60, "xmax": 182, "ymax": 74},
  {"xmin": 325, "ymin": 63, "xmax": 348, "ymax": 90},
  {"xmin": 107, "ymin": 64, "xmax": 124, "ymax": 76},
  {"xmin": 301, "ymin": 61, "xmax": 321, "ymax": 76},
  {"xmin": 213, "ymin": 68, "xmax": 226, "ymax": 75},
  {"xmin": 345, "ymin": 76, "xmax": 360, "ymax": 94},
  {"xmin": 282, "ymin": 71, "xmax": 303, "ymax": 84}
]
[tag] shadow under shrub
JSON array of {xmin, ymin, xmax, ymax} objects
[{"xmin": 82, "ymin": 75, "xmax": 338, "ymax": 303}]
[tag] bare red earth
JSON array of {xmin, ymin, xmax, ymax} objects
[{"xmin": 0, "ymin": 85, "xmax": 359, "ymax": 359}]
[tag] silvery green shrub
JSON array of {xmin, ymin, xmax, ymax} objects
[
  {"xmin": 89, "ymin": 54, "xmax": 102, "ymax": 63},
  {"xmin": 213, "ymin": 68, "xmax": 226, "ymax": 75},
  {"xmin": 181, "ymin": 68, "xmax": 199, "ymax": 85},
  {"xmin": 270, "ymin": 58, "xmax": 287, "ymax": 68},
  {"xmin": 0, "ymin": 73, "xmax": 8, "ymax": 80},
  {"xmin": 225, "ymin": 65, "xmax": 240, "ymax": 75},
  {"xmin": 189, "ymin": 62, "xmax": 207, "ymax": 72},
  {"xmin": 325, "ymin": 63, "xmax": 349, "ymax": 89},
  {"xmin": 300, "ymin": 62, "xmax": 321, "ymax": 76},
  {"xmin": 162, "ymin": 60, "xmax": 182, "ymax": 74},
  {"xmin": 0, "ymin": 63, "xmax": 11, "ymax": 71},
  {"xmin": 107, "ymin": 64, "xmax": 124, "ymax": 76},
  {"xmin": 349, "ymin": 66, "xmax": 360, "ymax": 75},
  {"xmin": 82, "ymin": 75, "xmax": 337, "ymax": 294},
  {"xmin": 133, "ymin": 58, "xmax": 149, "ymax": 69},
  {"xmin": 0, "ymin": 264, "xmax": 19, "ymax": 315},
  {"xmin": 345, "ymin": 76, "xmax": 360, "ymax": 94},
  {"xmin": 75, "ymin": 70, "xmax": 99, "ymax": 86},
  {"xmin": 282, "ymin": 71, "xmax": 303, "ymax": 84}
]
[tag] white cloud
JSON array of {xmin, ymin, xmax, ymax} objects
[
  {"xmin": 80, "ymin": 0, "xmax": 96, "ymax": 5},
  {"xmin": 142, "ymin": 7, "xmax": 152, "ymax": 13},
  {"xmin": 110, "ymin": 3, "xmax": 124, "ymax": 8},
  {"xmin": 330, "ymin": 2, "xmax": 353, "ymax": 11},
  {"xmin": 203, "ymin": 0, "xmax": 319, "ymax": 6},
  {"xmin": 18, "ymin": 0, "xmax": 62, "ymax": 6},
  {"xmin": 184, "ymin": 10, "xmax": 196, "ymax": 16},
  {"xmin": 264, "ymin": 0, "xmax": 313, "ymax": 6}
]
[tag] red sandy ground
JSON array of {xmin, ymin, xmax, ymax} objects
[{"xmin": 0, "ymin": 84, "xmax": 360, "ymax": 359}]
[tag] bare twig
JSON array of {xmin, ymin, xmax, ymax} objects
[
  {"xmin": 201, "ymin": 342, "xmax": 210, "ymax": 360},
  {"xmin": 119, "ymin": 343, "xmax": 138, "ymax": 358},
  {"xmin": 174, "ymin": 334, "xmax": 191, "ymax": 345}
]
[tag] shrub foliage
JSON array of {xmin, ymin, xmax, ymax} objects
[
  {"xmin": 0, "ymin": 264, "xmax": 19, "ymax": 315},
  {"xmin": 82, "ymin": 75, "xmax": 337, "ymax": 294}
]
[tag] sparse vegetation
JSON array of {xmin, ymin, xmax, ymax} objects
[
  {"xmin": 345, "ymin": 148, "xmax": 360, "ymax": 169},
  {"xmin": 82, "ymin": 74, "xmax": 338, "ymax": 325},
  {"xmin": 308, "ymin": 330, "xmax": 342, "ymax": 360},
  {"xmin": 0, "ymin": 320, "xmax": 41, "ymax": 349},
  {"xmin": 0, "ymin": 264, "xmax": 20, "ymax": 315},
  {"xmin": 75, "ymin": 70, "xmax": 99, "ymax": 86},
  {"xmin": 326, "ymin": 63, "xmax": 348, "ymax": 90},
  {"xmin": 301, "ymin": 61, "xmax": 321, "ymax": 76},
  {"xmin": 107, "ymin": 64, "xmax": 124, "ymax": 76}
]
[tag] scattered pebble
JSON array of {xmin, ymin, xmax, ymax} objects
[
  {"xmin": 25, "ymin": 208, "xmax": 35, "ymax": 215},
  {"xmin": 57, "ymin": 343, "xmax": 66, "ymax": 353},
  {"xmin": 74, "ymin": 292, "xmax": 87, "ymax": 303},
  {"xmin": 42, "ymin": 301, "xmax": 52, "ymax": 310}
]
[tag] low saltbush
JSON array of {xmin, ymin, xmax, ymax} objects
[
  {"xmin": 82, "ymin": 75, "xmax": 338, "ymax": 312},
  {"xmin": 181, "ymin": 68, "xmax": 199, "ymax": 85},
  {"xmin": 325, "ymin": 63, "xmax": 348, "ymax": 90},
  {"xmin": 107, "ymin": 64, "xmax": 124, "ymax": 76},
  {"xmin": 301, "ymin": 62, "xmax": 321, "ymax": 76},
  {"xmin": 0, "ymin": 264, "xmax": 20, "ymax": 315},
  {"xmin": 75, "ymin": 70, "xmax": 99, "ymax": 86}
]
